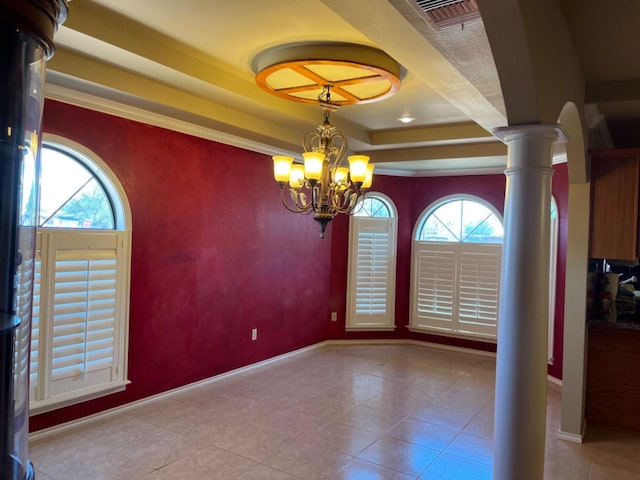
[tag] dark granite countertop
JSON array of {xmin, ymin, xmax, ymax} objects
[{"xmin": 588, "ymin": 298, "xmax": 640, "ymax": 330}]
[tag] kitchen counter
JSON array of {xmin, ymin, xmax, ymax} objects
[{"xmin": 587, "ymin": 297, "xmax": 640, "ymax": 329}]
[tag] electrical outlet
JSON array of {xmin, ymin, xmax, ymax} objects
[
  {"xmin": 330, "ymin": 312, "xmax": 337, "ymax": 322},
  {"xmin": 251, "ymin": 328, "xmax": 258, "ymax": 341}
]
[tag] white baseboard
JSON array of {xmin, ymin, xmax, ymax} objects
[
  {"xmin": 325, "ymin": 338, "xmax": 497, "ymax": 358},
  {"xmin": 557, "ymin": 428, "xmax": 584, "ymax": 443},
  {"xmin": 547, "ymin": 374, "xmax": 563, "ymax": 387}
]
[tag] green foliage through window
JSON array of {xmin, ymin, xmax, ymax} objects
[{"xmin": 39, "ymin": 146, "xmax": 115, "ymax": 229}]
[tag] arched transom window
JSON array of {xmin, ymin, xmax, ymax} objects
[
  {"xmin": 39, "ymin": 146, "xmax": 115, "ymax": 229},
  {"xmin": 418, "ymin": 198, "xmax": 504, "ymax": 243},
  {"xmin": 354, "ymin": 197, "xmax": 392, "ymax": 218}
]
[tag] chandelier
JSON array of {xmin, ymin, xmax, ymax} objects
[{"xmin": 272, "ymin": 86, "xmax": 374, "ymax": 239}]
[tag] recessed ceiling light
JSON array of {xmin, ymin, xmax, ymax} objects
[{"xmin": 399, "ymin": 116, "xmax": 415, "ymax": 124}]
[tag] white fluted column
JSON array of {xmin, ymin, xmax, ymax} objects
[{"xmin": 492, "ymin": 124, "xmax": 565, "ymax": 480}]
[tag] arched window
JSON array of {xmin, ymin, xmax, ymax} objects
[
  {"xmin": 29, "ymin": 135, "xmax": 131, "ymax": 414},
  {"xmin": 410, "ymin": 195, "xmax": 503, "ymax": 339},
  {"xmin": 39, "ymin": 146, "xmax": 115, "ymax": 229},
  {"xmin": 417, "ymin": 197, "xmax": 504, "ymax": 243},
  {"xmin": 346, "ymin": 194, "xmax": 398, "ymax": 331}
]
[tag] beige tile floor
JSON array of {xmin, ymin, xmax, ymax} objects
[{"xmin": 30, "ymin": 344, "xmax": 640, "ymax": 479}]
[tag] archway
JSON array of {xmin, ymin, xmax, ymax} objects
[{"xmin": 556, "ymin": 102, "xmax": 590, "ymax": 441}]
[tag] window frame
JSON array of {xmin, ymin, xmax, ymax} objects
[
  {"xmin": 345, "ymin": 193, "xmax": 398, "ymax": 331},
  {"xmin": 29, "ymin": 135, "xmax": 132, "ymax": 414}
]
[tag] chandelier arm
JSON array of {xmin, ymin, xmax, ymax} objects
[
  {"xmin": 329, "ymin": 131, "xmax": 348, "ymax": 170},
  {"xmin": 280, "ymin": 187, "xmax": 313, "ymax": 214},
  {"xmin": 332, "ymin": 204, "xmax": 358, "ymax": 214},
  {"xmin": 303, "ymin": 131, "xmax": 320, "ymax": 154},
  {"xmin": 337, "ymin": 185, "xmax": 365, "ymax": 212}
]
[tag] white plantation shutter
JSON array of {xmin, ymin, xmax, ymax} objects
[
  {"xmin": 31, "ymin": 229, "xmax": 129, "ymax": 411},
  {"xmin": 457, "ymin": 246, "xmax": 501, "ymax": 336},
  {"xmin": 413, "ymin": 246, "xmax": 456, "ymax": 330},
  {"xmin": 355, "ymin": 228, "xmax": 389, "ymax": 314},
  {"xmin": 346, "ymin": 196, "xmax": 397, "ymax": 331},
  {"xmin": 30, "ymin": 250, "xmax": 42, "ymax": 400},
  {"xmin": 15, "ymin": 247, "xmax": 36, "ymax": 408},
  {"xmin": 411, "ymin": 242, "xmax": 501, "ymax": 338},
  {"xmin": 51, "ymin": 250, "xmax": 117, "ymax": 390}
]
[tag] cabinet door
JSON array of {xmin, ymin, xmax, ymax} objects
[{"xmin": 589, "ymin": 153, "xmax": 640, "ymax": 261}]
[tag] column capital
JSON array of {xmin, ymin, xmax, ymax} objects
[{"xmin": 493, "ymin": 124, "xmax": 567, "ymax": 144}]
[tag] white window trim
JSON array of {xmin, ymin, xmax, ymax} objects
[
  {"xmin": 30, "ymin": 135, "xmax": 132, "ymax": 414},
  {"xmin": 346, "ymin": 193, "xmax": 398, "ymax": 332}
]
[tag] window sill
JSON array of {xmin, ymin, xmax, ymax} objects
[
  {"xmin": 408, "ymin": 326, "xmax": 497, "ymax": 344},
  {"xmin": 29, "ymin": 380, "xmax": 131, "ymax": 416},
  {"xmin": 346, "ymin": 325, "xmax": 397, "ymax": 332}
]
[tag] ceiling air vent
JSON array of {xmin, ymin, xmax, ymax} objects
[{"xmin": 414, "ymin": 0, "xmax": 481, "ymax": 31}]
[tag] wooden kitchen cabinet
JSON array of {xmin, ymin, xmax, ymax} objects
[
  {"xmin": 589, "ymin": 149, "xmax": 640, "ymax": 261},
  {"xmin": 586, "ymin": 325, "xmax": 640, "ymax": 432}
]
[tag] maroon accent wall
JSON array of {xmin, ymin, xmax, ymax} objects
[
  {"xmin": 550, "ymin": 162, "xmax": 569, "ymax": 379},
  {"xmin": 31, "ymin": 100, "xmax": 570, "ymax": 430},
  {"xmin": 31, "ymin": 100, "xmax": 333, "ymax": 431}
]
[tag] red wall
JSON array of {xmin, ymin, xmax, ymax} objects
[
  {"xmin": 550, "ymin": 162, "xmax": 568, "ymax": 379},
  {"xmin": 32, "ymin": 100, "xmax": 569, "ymax": 430},
  {"xmin": 31, "ymin": 100, "xmax": 333, "ymax": 430}
]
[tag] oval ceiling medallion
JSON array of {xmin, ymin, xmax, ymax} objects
[{"xmin": 255, "ymin": 43, "xmax": 402, "ymax": 106}]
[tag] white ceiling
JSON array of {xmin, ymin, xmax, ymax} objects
[{"xmin": 45, "ymin": 0, "xmax": 640, "ymax": 176}]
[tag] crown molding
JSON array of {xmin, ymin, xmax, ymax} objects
[{"xmin": 44, "ymin": 82, "xmax": 291, "ymax": 159}]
